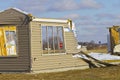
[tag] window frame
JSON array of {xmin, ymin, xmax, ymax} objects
[
  {"xmin": 0, "ymin": 26, "xmax": 18, "ymax": 57},
  {"xmin": 41, "ymin": 25, "xmax": 66, "ymax": 55}
]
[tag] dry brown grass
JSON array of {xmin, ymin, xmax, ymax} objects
[
  {"xmin": 87, "ymin": 46, "xmax": 108, "ymax": 53},
  {"xmin": 0, "ymin": 66, "xmax": 120, "ymax": 80}
]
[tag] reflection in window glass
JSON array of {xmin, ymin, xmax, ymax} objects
[
  {"xmin": 54, "ymin": 27, "xmax": 59, "ymax": 50},
  {"xmin": 0, "ymin": 26, "xmax": 17, "ymax": 56},
  {"xmin": 42, "ymin": 26, "xmax": 65, "ymax": 54},
  {"xmin": 48, "ymin": 27, "xmax": 54, "ymax": 53},
  {"xmin": 58, "ymin": 27, "xmax": 64, "ymax": 50},
  {"xmin": 6, "ymin": 31, "xmax": 17, "ymax": 56}
]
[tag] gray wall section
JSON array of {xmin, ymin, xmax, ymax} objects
[
  {"xmin": 0, "ymin": 8, "xmax": 29, "ymax": 25},
  {"xmin": 0, "ymin": 25, "xmax": 30, "ymax": 72},
  {"xmin": 0, "ymin": 9, "xmax": 31, "ymax": 72}
]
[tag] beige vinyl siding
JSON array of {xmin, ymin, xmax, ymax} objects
[
  {"xmin": 31, "ymin": 55, "xmax": 88, "ymax": 71},
  {"xmin": 0, "ymin": 25, "xmax": 30, "ymax": 72},
  {"xmin": 30, "ymin": 22, "xmax": 42, "ymax": 57},
  {"xmin": 30, "ymin": 21, "xmax": 87, "ymax": 72},
  {"xmin": 64, "ymin": 32, "xmax": 79, "ymax": 53}
]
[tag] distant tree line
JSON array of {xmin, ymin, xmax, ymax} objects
[{"xmin": 78, "ymin": 40, "xmax": 107, "ymax": 50}]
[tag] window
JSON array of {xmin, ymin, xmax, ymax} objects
[
  {"xmin": 42, "ymin": 26, "xmax": 65, "ymax": 54},
  {"xmin": 0, "ymin": 26, "xmax": 17, "ymax": 56}
]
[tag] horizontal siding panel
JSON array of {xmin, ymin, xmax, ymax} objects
[
  {"xmin": 32, "ymin": 61, "xmax": 80, "ymax": 66},
  {"xmin": 4, "ymin": 61, "xmax": 28, "ymax": 64},
  {"xmin": 65, "ymin": 31, "xmax": 78, "ymax": 54},
  {"xmin": 31, "ymin": 38, "xmax": 41, "ymax": 40},
  {"xmin": 31, "ymin": 35, "xmax": 41, "ymax": 37},
  {"xmin": 0, "ymin": 57, "xmax": 29, "ymax": 61},
  {"xmin": 18, "ymin": 30, "xmax": 28, "ymax": 32},
  {"xmin": 18, "ymin": 35, "xmax": 29, "ymax": 37},
  {"xmin": 31, "ymin": 55, "xmax": 82, "ymax": 62},
  {"xmin": 31, "ymin": 43, "xmax": 41, "ymax": 46},
  {"xmin": 0, "ymin": 66, "xmax": 29, "ymax": 70},
  {"xmin": 17, "ymin": 39, "xmax": 29, "ymax": 41},
  {"xmin": 18, "ymin": 46, "xmax": 29, "ymax": 48},
  {"xmin": 31, "ymin": 55, "xmax": 88, "ymax": 71},
  {"xmin": 31, "ymin": 29, "xmax": 41, "ymax": 31},
  {"xmin": 31, "ymin": 47, "xmax": 41, "ymax": 50},
  {"xmin": 32, "ymin": 63, "xmax": 83, "ymax": 69},
  {"xmin": 31, "ymin": 47, "xmax": 42, "ymax": 49},
  {"xmin": 31, "ymin": 33, "xmax": 41, "ymax": 35},
  {"xmin": 18, "ymin": 40, "xmax": 29, "ymax": 43},
  {"xmin": 18, "ymin": 33, "xmax": 29, "ymax": 35},
  {"xmin": 31, "ymin": 50, "xmax": 41, "ymax": 53}
]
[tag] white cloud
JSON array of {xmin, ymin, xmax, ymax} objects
[
  {"xmin": 14, "ymin": 0, "xmax": 51, "ymax": 12},
  {"xmin": 79, "ymin": 0, "xmax": 102, "ymax": 9},
  {"xmin": 76, "ymin": 25, "xmax": 107, "ymax": 42},
  {"xmin": 14, "ymin": 0, "xmax": 103, "ymax": 13},
  {"xmin": 96, "ymin": 13, "xmax": 120, "ymax": 20},
  {"xmin": 63, "ymin": 14, "xmax": 80, "ymax": 20},
  {"xmin": 75, "ymin": 15, "xmax": 120, "ymax": 42},
  {"xmin": 63, "ymin": 14, "xmax": 94, "ymax": 21},
  {"xmin": 76, "ymin": 19, "xmax": 120, "ymax": 26},
  {"xmin": 51, "ymin": 0, "xmax": 102, "ymax": 11},
  {"xmin": 50, "ymin": 0, "xmax": 79, "ymax": 11}
]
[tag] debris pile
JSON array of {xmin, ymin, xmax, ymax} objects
[{"xmin": 73, "ymin": 51, "xmax": 120, "ymax": 68}]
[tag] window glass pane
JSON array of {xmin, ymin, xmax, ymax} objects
[
  {"xmin": 42, "ymin": 26, "xmax": 48, "ymax": 54},
  {"xmin": 42, "ymin": 26, "xmax": 65, "ymax": 54},
  {"xmin": 48, "ymin": 26, "xmax": 54, "ymax": 53},
  {"xmin": 58, "ymin": 27, "xmax": 64, "ymax": 50},
  {"xmin": 54, "ymin": 27, "xmax": 59, "ymax": 51},
  {"xmin": 5, "ymin": 31, "xmax": 16, "ymax": 56},
  {"xmin": 0, "ymin": 26, "xmax": 17, "ymax": 56}
]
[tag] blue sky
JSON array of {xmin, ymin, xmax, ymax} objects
[{"xmin": 1, "ymin": 0, "xmax": 120, "ymax": 43}]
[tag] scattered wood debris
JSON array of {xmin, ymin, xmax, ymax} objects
[{"xmin": 74, "ymin": 51, "xmax": 120, "ymax": 68}]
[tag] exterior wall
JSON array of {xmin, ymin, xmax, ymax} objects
[
  {"xmin": 31, "ymin": 54, "xmax": 88, "ymax": 72},
  {"xmin": 64, "ymin": 32, "xmax": 79, "ymax": 53},
  {"xmin": 0, "ymin": 25, "xmax": 30, "ymax": 72},
  {"xmin": 30, "ymin": 21, "xmax": 88, "ymax": 72}
]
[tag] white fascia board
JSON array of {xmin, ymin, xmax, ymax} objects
[
  {"xmin": 12, "ymin": 7, "xmax": 28, "ymax": 14},
  {"xmin": 0, "ymin": 7, "xmax": 29, "ymax": 15},
  {"xmin": 32, "ymin": 18, "xmax": 68, "ymax": 23}
]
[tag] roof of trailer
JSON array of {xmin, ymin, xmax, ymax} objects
[
  {"xmin": 0, "ymin": 8, "xmax": 71, "ymax": 25},
  {"xmin": 0, "ymin": 8, "xmax": 31, "ymax": 25}
]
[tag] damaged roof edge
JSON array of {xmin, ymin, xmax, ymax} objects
[
  {"xmin": 0, "ymin": 7, "xmax": 29, "ymax": 15},
  {"xmin": 0, "ymin": 8, "xmax": 72, "ymax": 24},
  {"xmin": 32, "ymin": 18, "xmax": 69, "ymax": 23}
]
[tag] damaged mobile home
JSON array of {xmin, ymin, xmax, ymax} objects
[
  {"xmin": 108, "ymin": 26, "xmax": 120, "ymax": 54},
  {"xmin": 0, "ymin": 8, "xmax": 88, "ymax": 73}
]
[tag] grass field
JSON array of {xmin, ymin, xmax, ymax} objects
[
  {"xmin": 0, "ymin": 66, "xmax": 120, "ymax": 80},
  {"xmin": 87, "ymin": 47, "xmax": 108, "ymax": 53}
]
